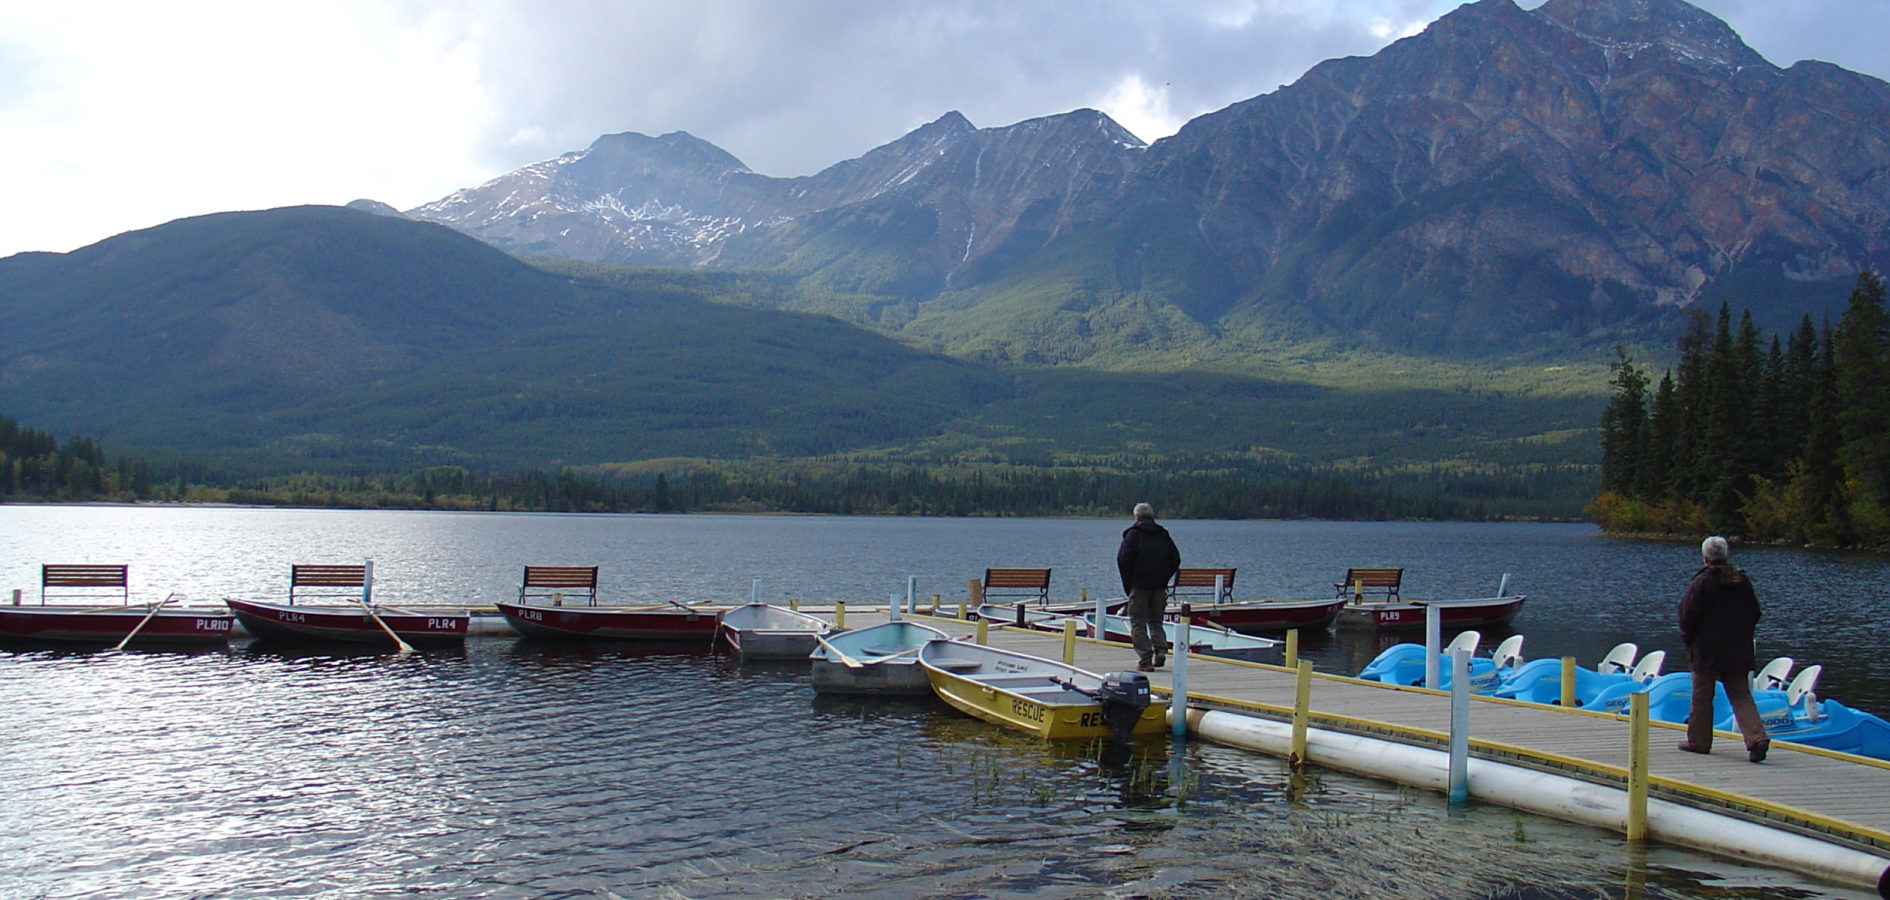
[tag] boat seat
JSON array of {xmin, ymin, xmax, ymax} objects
[
  {"xmin": 980, "ymin": 675, "xmax": 1062, "ymax": 689},
  {"xmin": 1445, "ymin": 630, "xmax": 1481, "ymax": 656},
  {"xmin": 1490, "ymin": 635, "xmax": 1525, "ymax": 672},
  {"xmin": 1753, "ymin": 656, "xmax": 1794, "ymax": 692},
  {"xmin": 1630, "ymin": 650, "xmax": 1666, "ymax": 683},
  {"xmin": 1786, "ymin": 665, "xmax": 1822, "ymax": 706},
  {"xmin": 1597, "ymin": 642, "xmax": 1638, "ymax": 674}
]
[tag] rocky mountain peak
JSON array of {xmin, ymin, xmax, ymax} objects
[{"xmin": 1535, "ymin": 0, "xmax": 1767, "ymax": 73}]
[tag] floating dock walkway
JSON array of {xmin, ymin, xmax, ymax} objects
[{"xmin": 882, "ymin": 610, "xmax": 1890, "ymax": 898}]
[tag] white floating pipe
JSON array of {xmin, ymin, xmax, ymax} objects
[
  {"xmin": 1094, "ymin": 591, "xmax": 1107, "ymax": 639},
  {"xmin": 906, "ymin": 575, "xmax": 917, "ymax": 615},
  {"xmin": 750, "ymin": 578, "xmax": 759, "ymax": 605},
  {"xmin": 1184, "ymin": 709, "xmax": 1890, "ymax": 897},
  {"xmin": 889, "ymin": 592, "xmax": 902, "ymax": 621}
]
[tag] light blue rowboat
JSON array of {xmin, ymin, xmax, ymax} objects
[{"xmin": 809, "ymin": 620, "xmax": 949, "ymax": 695}]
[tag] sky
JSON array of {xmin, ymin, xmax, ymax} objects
[{"xmin": 2, "ymin": 0, "xmax": 1886, "ymax": 260}]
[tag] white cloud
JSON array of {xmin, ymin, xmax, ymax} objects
[
  {"xmin": 1092, "ymin": 75, "xmax": 1178, "ymax": 145},
  {"xmin": 1, "ymin": 0, "xmax": 1886, "ymax": 258}
]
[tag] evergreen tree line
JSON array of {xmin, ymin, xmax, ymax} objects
[
  {"xmin": 1593, "ymin": 272, "xmax": 1890, "ymax": 546},
  {"xmin": 0, "ymin": 415, "xmax": 155, "ymax": 500},
  {"xmin": 5, "ymin": 410, "xmax": 1592, "ymax": 520}
]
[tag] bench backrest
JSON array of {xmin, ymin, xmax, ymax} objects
[
  {"xmin": 1170, "ymin": 567, "xmax": 1236, "ymax": 603},
  {"xmin": 41, "ymin": 564, "xmax": 129, "ymax": 604},
  {"xmin": 983, "ymin": 568, "xmax": 1051, "ymax": 603},
  {"xmin": 520, "ymin": 565, "xmax": 599, "ymax": 606},
  {"xmin": 1335, "ymin": 567, "xmax": 1403, "ymax": 599},
  {"xmin": 291, "ymin": 564, "xmax": 369, "ymax": 605}
]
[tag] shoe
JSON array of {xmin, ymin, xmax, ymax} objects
[
  {"xmin": 1137, "ymin": 661, "xmax": 1155, "ymax": 672},
  {"xmin": 1748, "ymin": 739, "xmax": 1770, "ymax": 763},
  {"xmin": 1677, "ymin": 741, "xmax": 1710, "ymax": 755},
  {"xmin": 1154, "ymin": 654, "xmax": 1166, "ymax": 668}
]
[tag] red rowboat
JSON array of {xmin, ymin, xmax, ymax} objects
[
  {"xmin": 494, "ymin": 600, "xmax": 721, "ymax": 641},
  {"xmin": 1185, "ymin": 597, "xmax": 1348, "ymax": 633},
  {"xmin": 225, "ymin": 597, "xmax": 467, "ymax": 647},
  {"xmin": 1335, "ymin": 595, "xmax": 1526, "ymax": 630},
  {"xmin": 0, "ymin": 604, "xmax": 234, "ymax": 646}
]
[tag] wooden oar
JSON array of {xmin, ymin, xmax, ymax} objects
[
  {"xmin": 356, "ymin": 560, "xmax": 415, "ymax": 654},
  {"xmin": 111, "ymin": 593, "xmax": 177, "ymax": 651},
  {"xmin": 814, "ymin": 634, "xmax": 866, "ymax": 669}
]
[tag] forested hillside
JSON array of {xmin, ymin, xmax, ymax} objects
[{"xmin": 1593, "ymin": 273, "xmax": 1890, "ymax": 545}]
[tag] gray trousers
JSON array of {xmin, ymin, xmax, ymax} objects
[
  {"xmin": 1127, "ymin": 586, "xmax": 1168, "ymax": 663},
  {"xmin": 1687, "ymin": 663, "xmax": 1768, "ymax": 751}
]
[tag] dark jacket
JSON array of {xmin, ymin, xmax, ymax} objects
[
  {"xmin": 1117, "ymin": 520, "xmax": 1181, "ymax": 594},
  {"xmin": 1678, "ymin": 564, "xmax": 1762, "ymax": 673}
]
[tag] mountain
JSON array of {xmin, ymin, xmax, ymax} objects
[
  {"xmin": 0, "ymin": 206, "xmax": 1007, "ymax": 469},
  {"xmin": 0, "ymin": 206, "xmax": 1600, "ymax": 479},
  {"xmin": 409, "ymin": 0, "xmax": 1890, "ymax": 359}
]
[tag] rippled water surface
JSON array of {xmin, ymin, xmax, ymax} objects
[{"xmin": 2, "ymin": 507, "xmax": 1884, "ymax": 898}]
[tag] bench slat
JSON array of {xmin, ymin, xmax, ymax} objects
[
  {"xmin": 41, "ymin": 564, "xmax": 130, "ymax": 604},
  {"xmin": 1335, "ymin": 567, "xmax": 1403, "ymax": 599},
  {"xmin": 982, "ymin": 567, "xmax": 1051, "ymax": 603},
  {"xmin": 1170, "ymin": 567, "xmax": 1236, "ymax": 603}
]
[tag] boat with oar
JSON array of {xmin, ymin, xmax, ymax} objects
[
  {"xmin": 1184, "ymin": 596, "xmax": 1348, "ymax": 633},
  {"xmin": 495, "ymin": 599, "xmax": 721, "ymax": 641},
  {"xmin": 809, "ymin": 620, "xmax": 948, "ymax": 695},
  {"xmin": 1355, "ymin": 633, "xmax": 1525, "ymax": 693},
  {"xmin": 1081, "ymin": 611, "xmax": 1283, "ymax": 660},
  {"xmin": 0, "ymin": 596, "xmax": 233, "ymax": 647},
  {"xmin": 918, "ymin": 639, "xmax": 1167, "ymax": 741},
  {"xmin": 225, "ymin": 597, "xmax": 467, "ymax": 649},
  {"xmin": 1338, "ymin": 594, "xmax": 1527, "ymax": 630},
  {"xmin": 716, "ymin": 602, "xmax": 835, "ymax": 659}
]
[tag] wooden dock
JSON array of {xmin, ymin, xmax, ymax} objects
[{"xmin": 892, "ymin": 611, "xmax": 1890, "ymax": 860}]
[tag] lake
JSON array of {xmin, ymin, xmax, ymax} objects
[{"xmin": 1, "ymin": 505, "xmax": 1883, "ymax": 898}]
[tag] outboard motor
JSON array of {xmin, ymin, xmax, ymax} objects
[{"xmin": 1095, "ymin": 671, "xmax": 1153, "ymax": 744}]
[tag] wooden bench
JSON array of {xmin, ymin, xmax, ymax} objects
[
  {"xmin": 982, "ymin": 568, "xmax": 1051, "ymax": 604},
  {"xmin": 1334, "ymin": 567, "xmax": 1403, "ymax": 600},
  {"xmin": 1169, "ymin": 567, "xmax": 1237, "ymax": 604},
  {"xmin": 291, "ymin": 564, "xmax": 370, "ymax": 605},
  {"xmin": 520, "ymin": 565, "xmax": 599, "ymax": 606},
  {"xmin": 41, "ymin": 564, "xmax": 129, "ymax": 605}
]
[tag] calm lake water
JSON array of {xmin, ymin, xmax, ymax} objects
[{"xmin": 2, "ymin": 506, "xmax": 1884, "ymax": 899}]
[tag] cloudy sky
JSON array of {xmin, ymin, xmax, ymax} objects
[{"xmin": 3, "ymin": 0, "xmax": 1885, "ymax": 260}]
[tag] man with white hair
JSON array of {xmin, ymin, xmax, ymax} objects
[
  {"xmin": 1116, "ymin": 502, "xmax": 1181, "ymax": 672},
  {"xmin": 1677, "ymin": 535, "xmax": 1770, "ymax": 762}
]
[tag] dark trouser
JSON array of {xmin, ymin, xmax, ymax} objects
[
  {"xmin": 1687, "ymin": 662, "xmax": 1768, "ymax": 751},
  {"xmin": 1127, "ymin": 586, "xmax": 1168, "ymax": 664}
]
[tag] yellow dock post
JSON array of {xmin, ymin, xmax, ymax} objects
[
  {"xmin": 976, "ymin": 618, "xmax": 989, "ymax": 645},
  {"xmin": 1062, "ymin": 618, "xmax": 1077, "ymax": 664},
  {"xmin": 1290, "ymin": 659, "xmax": 1313, "ymax": 768},
  {"xmin": 1628, "ymin": 692, "xmax": 1650, "ymax": 842},
  {"xmin": 1560, "ymin": 657, "xmax": 1577, "ymax": 708},
  {"xmin": 834, "ymin": 601, "xmax": 846, "ymax": 630},
  {"xmin": 788, "ymin": 598, "xmax": 798, "ymax": 611},
  {"xmin": 1284, "ymin": 629, "xmax": 1299, "ymax": 669},
  {"xmin": 931, "ymin": 594, "xmax": 940, "ymax": 615}
]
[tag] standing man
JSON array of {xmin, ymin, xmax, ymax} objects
[
  {"xmin": 1117, "ymin": 502, "xmax": 1181, "ymax": 672},
  {"xmin": 1677, "ymin": 535, "xmax": 1770, "ymax": 762}
]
